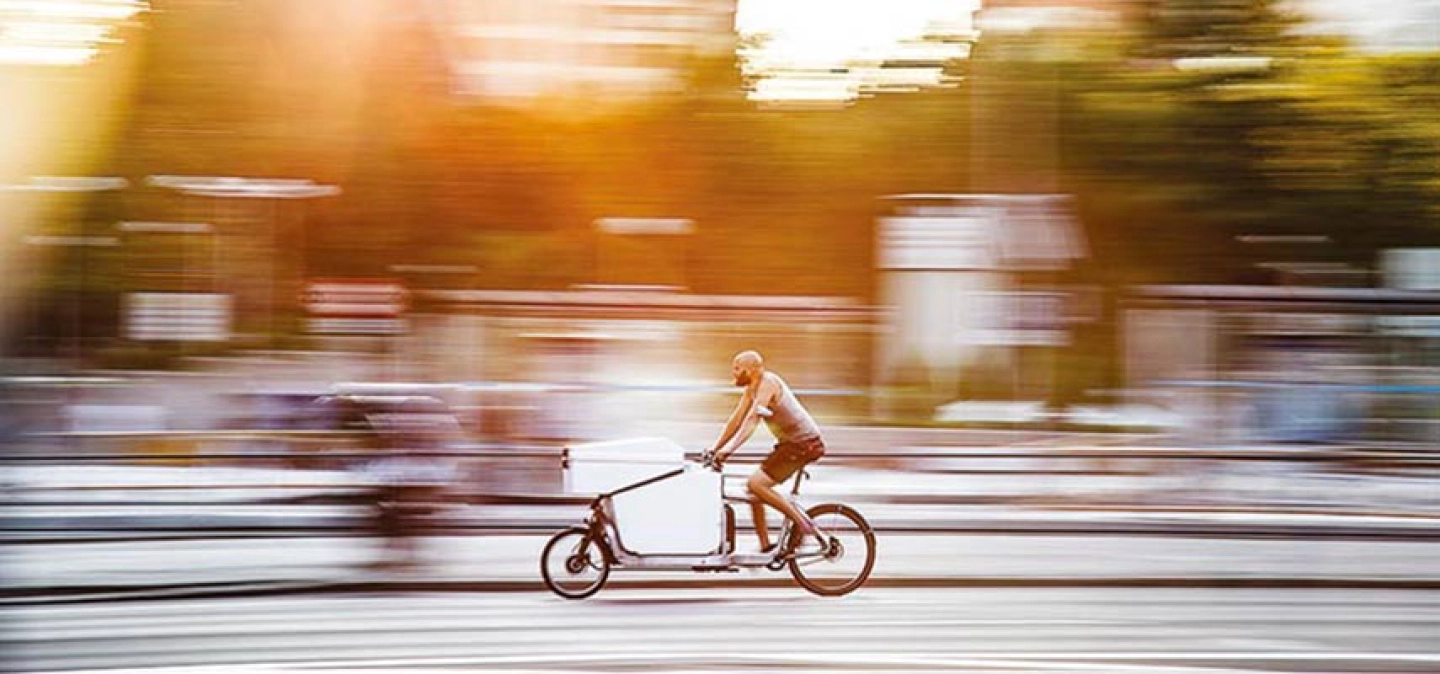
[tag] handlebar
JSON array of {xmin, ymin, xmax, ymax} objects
[{"xmin": 698, "ymin": 450, "xmax": 723, "ymax": 472}]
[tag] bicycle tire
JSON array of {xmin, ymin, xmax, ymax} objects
[
  {"xmin": 787, "ymin": 503, "xmax": 876, "ymax": 597},
  {"xmin": 540, "ymin": 526, "xmax": 610, "ymax": 600}
]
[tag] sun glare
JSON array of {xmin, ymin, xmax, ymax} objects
[
  {"xmin": 736, "ymin": 0, "xmax": 980, "ymax": 106},
  {"xmin": 0, "ymin": 0, "xmax": 148, "ymax": 66}
]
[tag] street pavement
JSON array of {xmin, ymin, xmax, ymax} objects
[
  {"xmin": 7, "ymin": 433, "xmax": 1440, "ymax": 674},
  {"xmin": 7, "ymin": 587, "xmax": 1440, "ymax": 673}
]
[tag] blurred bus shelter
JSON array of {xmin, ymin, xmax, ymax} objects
[
  {"xmin": 873, "ymin": 193, "xmax": 1090, "ymax": 419},
  {"xmin": 1124, "ymin": 283, "xmax": 1440, "ymax": 445}
]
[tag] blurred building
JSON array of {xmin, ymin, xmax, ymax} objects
[{"xmin": 435, "ymin": 0, "xmax": 738, "ymax": 102}]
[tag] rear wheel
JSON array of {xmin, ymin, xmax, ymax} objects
[
  {"xmin": 540, "ymin": 526, "xmax": 609, "ymax": 599},
  {"xmin": 787, "ymin": 503, "xmax": 876, "ymax": 597}
]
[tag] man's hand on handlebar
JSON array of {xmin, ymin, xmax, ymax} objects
[{"xmin": 700, "ymin": 449, "xmax": 726, "ymax": 471}]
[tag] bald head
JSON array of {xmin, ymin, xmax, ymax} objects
[{"xmin": 731, "ymin": 350, "xmax": 764, "ymax": 387}]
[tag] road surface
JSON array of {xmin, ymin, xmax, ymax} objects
[{"xmin": 7, "ymin": 587, "xmax": 1440, "ymax": 673}]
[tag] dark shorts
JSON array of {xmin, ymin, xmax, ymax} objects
[{"xmin": 761, "ymin": 436, "xmax": 826, "ymax": 483}]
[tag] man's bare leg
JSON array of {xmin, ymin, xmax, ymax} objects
[
  {"xmin": 747, "ymin": 471, "xmax": 818, "ymax": 551},
  {"xmin": 750, "ymin": 498, "xmax": 771, "ymax": 550}
]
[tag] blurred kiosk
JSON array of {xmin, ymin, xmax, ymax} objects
[
  {"xmin": 875, "ymin": 194, "xmax": 1085, "ymax": 407},
  {"xmin": 563, "ymin": 437, "xmax": 724, "ymax": 555},
  {"xmin": 147, "ymin": 176, "xmax": 339, "ymax": 346}
]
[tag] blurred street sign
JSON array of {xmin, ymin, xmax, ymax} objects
[
  {"xmin": 146, "ymin": 175, "xmax": 340, "ymax": 199},
  {"xmin": 879, "ymin": 195, "xmax": 1084, "ymax": 272},
  {"xmin": 879, "ymin": 213, "xmax": 996, "ymax": 270},
  {"xmin": 125, "ymin": 292, "xmax": 231, "ymax": 342},
  {"xmin": 302, "ymin": 279, "xmax": 407, "ymax": 335},
  {"xmin": 594, "ymin": 218, "xmax": 694, "ymax": 235}
]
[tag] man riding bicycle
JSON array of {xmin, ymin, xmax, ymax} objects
[{"xmin": 708, "ymin": 350, "xmax": 828, "ymax": 556}]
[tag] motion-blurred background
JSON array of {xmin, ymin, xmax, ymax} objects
[{"xmin": 3, "ymin": 2, "xmax": 1440, "ymax": 672}]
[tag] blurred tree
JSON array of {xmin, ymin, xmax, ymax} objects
[
  {"xmin": 1137, "ymin": 0, "xmax": 1308, "ymax": 58},
  {"xmin": 1049, "ymin": 2, "xmax": 1440, "ymax": 285},
  {"xmin": 1256, "ymin": 54, "xmax": 1440, "ymax": 260},
  {"xmin": 104, "ymin": 0, "xmax": 1438, "ymax": 297}
]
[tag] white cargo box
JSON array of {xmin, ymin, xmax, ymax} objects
[
  {"xmin": 610, "ymin": 467, "xmax": 723, "ymax": 555},
  {"xmin": 563, "ymin": 437, "xmax": 687, "ymax": 495}
]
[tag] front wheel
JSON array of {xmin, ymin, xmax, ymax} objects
[
  {"xmin": 540, "ymin": 526, "xmax": 610, "ymax": 599},
  {"xmin": 788, "ymin": 503, "xmax": 876, "ymax": 597}
]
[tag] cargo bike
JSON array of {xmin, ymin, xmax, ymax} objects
[{"xmin": 541, "ymin": 438, "xmax": 876, "ymax": 599}]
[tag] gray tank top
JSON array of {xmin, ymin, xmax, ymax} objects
[{"xmin": 761, "ymin": 375, "xmax": 822, "ymax": 443}]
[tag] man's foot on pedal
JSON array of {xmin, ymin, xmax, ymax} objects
[{"xmin": 786, "ymin": 530, "xmax": 829, "ymax": 556}]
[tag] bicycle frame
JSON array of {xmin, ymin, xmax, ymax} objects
[{"xmin": 543, "ymin": 452, "xmax": 875, "ymax": 599}]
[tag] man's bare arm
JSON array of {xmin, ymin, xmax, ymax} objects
[
  {"xmin": 715, "ymin": 379, "xmax": 777, "ymax": 461},
  {"xmin": 717, "ymin": 413, "xmax": 762, "ymax": 462},
  {"xmin": 708, "ymin": 389, "xmax": 753, "ymax": 454}
]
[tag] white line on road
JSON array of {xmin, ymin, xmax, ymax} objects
[
  {"xmin": 62, "ymin": 650, "xmax": 1440, "ymax": 673},
  {"xmin": 799, "ymin": 618, "xmax": 1132, "ymax": 628}
]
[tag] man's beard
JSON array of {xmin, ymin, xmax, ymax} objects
[{"xmin": 734, "ymin": 372, "xmax": 752, "ymax": 387}]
